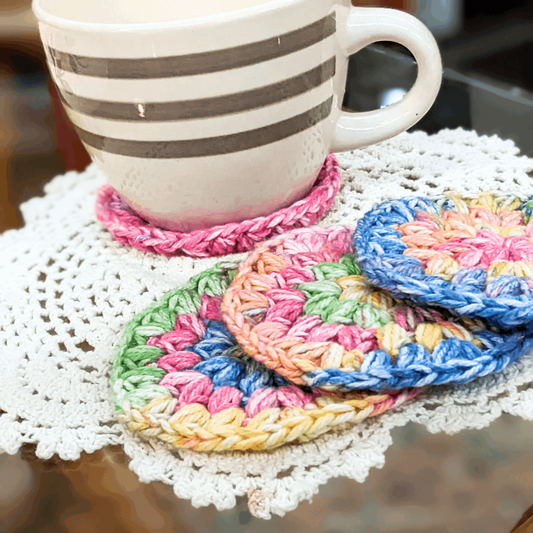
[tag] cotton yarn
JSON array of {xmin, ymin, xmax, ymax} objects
[
  {"xmin": 221, "ymin": 225, "xmax": 533, "ymax": 391},
  {"xmin": 355, "ymin": 193, "xmax": 533, "ymax": 329},
  {"xmin": 111, "ymin": 262, "xmax": 420, "ymax": 451},
  {"xmin": 3, "ymin": 129, "xmax": 533, "ymax": 517},
  {"xmin": 95, "ymin": 154, "xmax": 341, "ymax": 258}
]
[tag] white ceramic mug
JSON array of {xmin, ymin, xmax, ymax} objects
[{"xmin": 34, "ymin": 0, "xmax": 442, "ymax": 232}]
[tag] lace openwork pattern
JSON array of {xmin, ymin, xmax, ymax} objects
[{"xmin": 1, "ymin": 129, "xmax": 533, "ymax": 518}]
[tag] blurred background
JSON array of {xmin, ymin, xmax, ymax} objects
[{"xmin": 1, "ymin": 0, "xmax": 533, "ymax": 531}]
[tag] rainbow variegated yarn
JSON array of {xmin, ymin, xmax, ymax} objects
[
  {"xmin": 355, "ymin": 193, "xmax": 533, "ymax": 329},
  {"xmin": 221, "ymin": 226, "xmax": 533, "ymax": 391},
  {"xmin": 110, "ymin": 263, "xmax": 420, "ymax": 452}
]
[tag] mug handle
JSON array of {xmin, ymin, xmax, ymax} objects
[{"xmin": 331, "ymin": 7, "xmax": 442, "ymax": 152}]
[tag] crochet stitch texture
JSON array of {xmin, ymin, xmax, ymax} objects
[
  {"xmin": 221, "ymin": 225, "xmax": 533, "ymax": 390},
  {"xmin": 3, "ymin": 129, "xmax": 533, "ymax": 517},
  {"xmin": 355, "ymin": 193, "xmax": 533, "ymax": 329},
  {"xmin": 111, "ymin": 262, "xmax": 419, "ymax": 451},
  {"xmin": 95, "ymin": 154, "xmax": 341, "ymax": 258}
]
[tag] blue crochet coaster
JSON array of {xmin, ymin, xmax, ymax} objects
[{"xmin": 354, "ymin": 192, "xmax": 533, "ymax": 330}]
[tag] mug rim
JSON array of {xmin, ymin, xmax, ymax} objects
[{"xmin": 32, "ymin": 0, "xmax": 307, "ymax": 32}]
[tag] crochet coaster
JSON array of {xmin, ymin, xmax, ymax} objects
[
  {"xmin": 221, "ymin": 225, "xmax": 533, "ymax": 391},
  {"xmin": 355, "ymin": 193, "xmax": 533, "ymax": 329},
  {"xmin": 96, "ymin": 154, "xmax": 341, "ymax": 258},
  {"xmin": 110, "ymin": 263, "xmax": 420, "ymax": 452}
]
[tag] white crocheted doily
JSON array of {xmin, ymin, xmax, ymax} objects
[{"xmin": 1, "ymin": 129, "xmax": 533, "ymax": 519}]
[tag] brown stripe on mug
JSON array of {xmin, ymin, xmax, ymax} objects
[
  {"xmin": 59, "ymin": 58, "xmax": 336, "ymax": 121},
  {"xmin": 75, "ymin": 97, "xmax": 333, "ymax": 158},
  {"xmin": 47, "ymin": 14, "xmax": 336, "ymax": 79}
]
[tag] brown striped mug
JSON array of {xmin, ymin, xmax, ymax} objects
[{"xmin": 34, "ymin": 0, "xmax": 442, "ymax": 232}]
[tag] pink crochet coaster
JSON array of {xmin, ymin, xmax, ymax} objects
[{"xmin": 95, "ymin": 154, "xmax": 341, "ymax": 258}]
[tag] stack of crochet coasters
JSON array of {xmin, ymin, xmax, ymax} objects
[{"xmin": 112, "ymin": 206, "xmax": 533, "ymax": 452}]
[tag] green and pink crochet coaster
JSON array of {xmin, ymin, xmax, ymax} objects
[{"xmin": 110, "ymin": 263, "xmax": 420, "ymax": 452}]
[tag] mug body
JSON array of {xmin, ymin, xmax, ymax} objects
[{"xmin": 35, "ymin": 0, "xmax": 349, "ymax": 231}]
